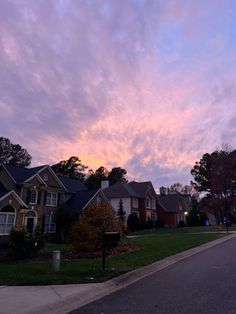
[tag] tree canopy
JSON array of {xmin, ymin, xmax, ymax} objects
[
  {"xmin": 84, "ymin": 166, "xmax": 109, "ymax": 189},
  {"xmin": 51, "ymin": 156, "xmax": 88, "ymax": 182},
  {"xmin": 108, "ymin": 167, "xmax": 128, "ymax": 185},
  {"xmin": 0, "ymin": 137, "xmax": 31, "ymax": 167},
  {"xmin": 191, "ymin": 148, "xmax": 236, "ymax": 223},
  {"xmin": 85, "ymin": 166, "xmax": 128, "ymax": 189}
]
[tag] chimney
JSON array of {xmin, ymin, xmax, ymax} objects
[
  {"xmin": 160, "ymin": 186, "xmax": 167, "ymax": 195},
  {"xmin": 101, "ymin": 180, "xmax": 109, "ymax": 190}
]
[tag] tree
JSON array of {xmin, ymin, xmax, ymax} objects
[
  {"xmin": 108, "ymin": 167, "xmax": 128, "ymax": 185},
  {"xmin": 84, "ymin": 166, "xmax": 109, "ymax": 189},
  {"xmin": 117, "ymin": 199, "xmax": 126, "ymax": 235},
  {"xmin": 191, "ymin": 148, "xmax": 236, "ymax": 223},
  {"xmin": 67, "ymin": 201, "xmax": 118, "ymax": 251},
  {"xmin": 52, "ymin": 156, "xmax": 88, "ymax": 182},
  {"xmin": 0, "ymin": 137, "xmax": 32, "ymax": 167},
  {"xmin": 117, "ymin": 199, "xmax": 126, "ymax": 221}
]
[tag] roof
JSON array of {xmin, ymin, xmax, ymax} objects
[
  {"xmin": 157, "ymin": 194, "xmax": 189, "ymax": 213},
  {"xmin": 0, "ymin": 182, "xmax": 8, "ymax": 198},
  {"xmin": 2, "ymin": 164, "xmax": 46, "ymax": 183},
  {"xmin": 57, "ymin": 175, "xmax": 87, "ymax": 193},
  {"xmin": 128, "ymin": 181, "xmax": 153, "ymax": 198},
  {"xmin": 103, "ymin": 181, "xmax": 139, "ymax": 198},
  {"xmin": 66, "ymin": 189, "xmax": 99, "ymax": 213}
]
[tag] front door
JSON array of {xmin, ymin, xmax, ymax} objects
[{"xmin": 26, "ymin": 217, "xmax": 34, "ymax": 234}]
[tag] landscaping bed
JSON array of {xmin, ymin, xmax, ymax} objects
[{"xmin": 0, "ymin": 230, "xmax": 225, "ymax": 286}]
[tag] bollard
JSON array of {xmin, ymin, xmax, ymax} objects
[{"xmin": 52, "ymin": 251, "xmax": 61, "ymax": 272}]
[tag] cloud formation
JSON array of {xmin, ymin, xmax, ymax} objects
[{"xmin": 1, "ymin": 0, "xmax": 236, "ymax": 189}]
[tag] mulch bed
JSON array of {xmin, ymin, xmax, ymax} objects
[{"xmin": 0, "ymin": 243, "xmax": 139, "ymax": 263}]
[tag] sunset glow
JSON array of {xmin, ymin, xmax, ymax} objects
[{"xmin": 1, "ymin": 0, "xmax": 236, "ymax": 188}]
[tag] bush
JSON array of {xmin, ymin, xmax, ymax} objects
[
  {"xmin": 187, "ymin": 210, "xmax": 207, "ymax": 226},
  {"xmin": 178, "ymin": 220, "xmax": 185, "ymax": 228},
  {"xmin": 127, "ymin": 213, "xmax": 140, "ymax": 232},
  {"xmin": 10, "ymin": 228, "xmax": 44, "ymax": 259},
  {"xmin": 155, "ymin": 219, "xmax": 166, "ymax": 228},
  {"xmin": 67, "ymin": 201, "xmax": 119, "ymax": 251}
]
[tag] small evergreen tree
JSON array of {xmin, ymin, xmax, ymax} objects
[{"xmin": 118, "ymin": 199, "xmax": 126, "ymax": 221}]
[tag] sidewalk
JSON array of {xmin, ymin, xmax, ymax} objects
[{"xmin": 1, "ymin": 233, "xmax": 235, "ymax": 314}]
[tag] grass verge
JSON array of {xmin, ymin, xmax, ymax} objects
[{"xmin": 0, "ymin": 231, "xmax": 225, "ymax": 285}]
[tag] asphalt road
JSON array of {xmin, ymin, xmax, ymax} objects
[{"xmin": 70, "ymin": 237, "xmax": 236, "ymax": 314}]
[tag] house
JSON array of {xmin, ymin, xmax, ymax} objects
[
  {"xmin": 156, "ymin": 188, "xmax": 190, "ymax": 226},
  {"xmin": 103, "ymin": 180, "xmax": 157, "ymax": 223},
  {"xmin": 0, "ymin": 164, "xmax": 109, "ymax": 239}
]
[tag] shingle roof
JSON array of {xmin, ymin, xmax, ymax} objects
[
  {"xmin": 66, "ymin": 189, "xmax": 98, "ymax": 213},
  {"xmin": 157, "ymin": 194, "xmax": 189, "ymax": 213},
  {"xmin": 0, "ymin": 182, "xmax": 8, "ymax": 199},
  {"xmin": 103, "ymin": 182, "xmax": 139, "ymax": 198},
  {"xmin": 2, "ymin": 164, "xmax": 46, "ymax": 183},
  {"xmin": 128, "ymin": 181, "xmax": 153, "ymax": 198},
  {"xmin": 57, "ymin": 175, "xmax": 87, "ymax": 193}
]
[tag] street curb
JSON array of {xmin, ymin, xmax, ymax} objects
[{"xmin": 21, "ymin": 233, "xmax": 236, "ymax": 314}]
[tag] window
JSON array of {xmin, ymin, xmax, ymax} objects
[
  {"xmin": 44, "ymin": 214, "xmax": 56, "ymax": 233},
  {"xmin": 46, "ymin": 192, "xmax": 57, "ymax": 206},
  {"xmin": 0, "ymin": 206, "xmax": 15, "ymax": 235},
  {"xmin": 29, "ymin": 190, "xmax": 37, "ymax": 204},
  {"xmin": 133, "ymin": 198, "xmax": 138, "ymax": 208},
  {"xmin": 146, "ymin": 197, "xmax": 150, "ymax": 208},
  {"xmin": 151, "ymin": 198, "xmax": 156, "ymax": 209}
]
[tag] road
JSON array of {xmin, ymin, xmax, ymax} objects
[{"xmin": 70, "ymin": 237, "xmax": 236, "ymax": 314}]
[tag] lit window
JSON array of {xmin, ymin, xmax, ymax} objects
[
  {"xmin": 44, "ymin": 214, "xmax": 56, "ymax": 233},
  {"xmin": 0, "ymin": 206, "xmax": 15, "ymax": 235},
  {"xmin": 29, "ymin": 190, "xmax": 37, "ymax": 204},
  {"xmin": 46, "ymin": 192, "xmax": 57, "ymax": 206}
]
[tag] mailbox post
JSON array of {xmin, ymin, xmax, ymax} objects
[{"xmin": 102, "ymin": 230, "xmax": 120, "ymax": 272}]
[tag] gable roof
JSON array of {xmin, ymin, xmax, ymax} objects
[
  {"xmin": 103, "ymin": 181, "xmax": 139, "ymax": 198},
  {"xmin": 128, "ymin": 181, "xmax": 154, "ymax": 198},
  {"xmin": 1, "ymin": 164, "xmax": 67, "ymax": 190},
  {"xmin": 157, "ymin": 194, "xmax": 189, "ymax": 213},
  {"xmin": 0, "ymin": 190, "xmax": 28, "ymax": 208},
  {"xmin": 57, "ymin": 175, "xmax": 87, "ymax": 193},
  {"xmin": 0, "ymin": 182, "xmax": 8, "ymax": 199},
  {"xmin": 1, "ymin": 164, "xmax": 46, "ymax": 184},
  {"xmin": 66, "ymin": 189, "xmax": 101, "ymax": 213}
]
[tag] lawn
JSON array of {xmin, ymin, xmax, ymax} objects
[{"xmin": 0, "ymin": 228, "xmax": 226, "ymax": 286}]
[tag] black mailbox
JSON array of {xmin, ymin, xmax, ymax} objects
[{"xmin": 103, "ymin": 232, "xmax": 120, "ymax": 246}]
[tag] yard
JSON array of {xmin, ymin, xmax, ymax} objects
[{"xmin": 0, "ymin": 226, "xmax": 231, "ymax": 286}]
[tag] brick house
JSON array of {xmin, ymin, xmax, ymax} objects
[
  {"xmin": 156, "ymin": 189, "xmax": 190, "ymax": 226},
  {"xmin": 103, "ymin": 181, "xmax": 157, "ymax": 223},
  {"xmin": 0, "ymin": 164, "xmax": 109, "ymax": 239}
]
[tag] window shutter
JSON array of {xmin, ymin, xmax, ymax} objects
[
  {"xmin": 37, "ymin": 191, "xmax": 41, "ymax": 205},
  {"xmin": 26, "ymin": 189, "xmax": 31, "ymax": 204},
  {"xmin": 57, "ymin": 193, "xmax": 60, "ymax": 206},
  {"xmin": 41, "ymin": 215, "xmax": 45, "ymax": 233},
  {"xmin": 44, "ymin": 191, "xmax": 47, "ymax": 205}
]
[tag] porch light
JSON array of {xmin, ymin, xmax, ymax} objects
[{"xmin": 184, "ymin": 211, "xmax": 188, "ymax": 215}]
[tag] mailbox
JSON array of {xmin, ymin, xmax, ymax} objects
[{"xmin": 103, "ymin": 232, "xmax": 120, "ymax": 247}]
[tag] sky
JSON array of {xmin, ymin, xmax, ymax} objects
[{"xmin": 1, "ymin": 0, "xmax": 236, "ymax": 190}]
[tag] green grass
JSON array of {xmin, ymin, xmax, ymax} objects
[{"xmin": 0, "ymin": 229, "xmax": 225, "ymax": 286}]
